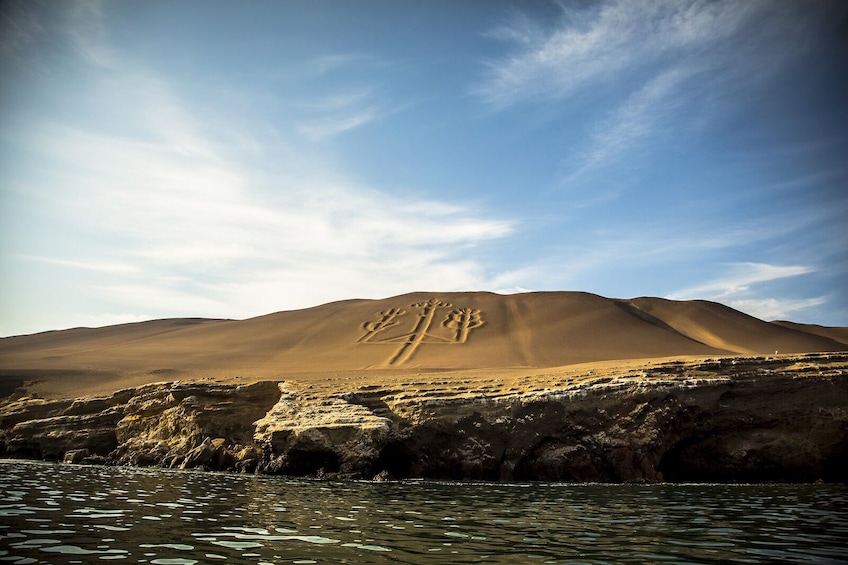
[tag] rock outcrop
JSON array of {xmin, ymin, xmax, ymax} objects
[
  {"xmin": 1, "ymin": 354, "xmax": 846, "ymax": 482},
  {"xmin": 0, "ymin": 380, "xmax": 280, "ymax": 471}
]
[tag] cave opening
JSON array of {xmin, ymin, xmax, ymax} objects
[
  {"xmin": 284, "ymin": 449, "xmax": 339, "ymax": 476},
  {"xmin": 657, "ymin": 440, "xmax": 697, "ymax": 482},
  {"xmin": 373, "ymin": 441, "xmax": 413, "ymax": 478}
]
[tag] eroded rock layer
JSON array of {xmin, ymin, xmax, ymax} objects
[{"xmin": 1, "ymin": 353, "xmax": 846, "ymax": 482}]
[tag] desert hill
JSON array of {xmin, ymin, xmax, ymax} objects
[
  {"xmin": 771, "ymin": 320, "xmax": 848, "ymax": 346},
  {"xmin": 1, "ymin": 291, "xmax": 845, "ymax": 398}
]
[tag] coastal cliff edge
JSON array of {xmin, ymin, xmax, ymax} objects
[{"xmin": 2, "ymin": 353, "xmax": 846, "ymax": 483}]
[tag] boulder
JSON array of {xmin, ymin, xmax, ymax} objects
[{"xmin": 63, "ymin": 448, "xmax": 90, "ymax": 464}]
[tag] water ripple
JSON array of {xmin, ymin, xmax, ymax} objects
[{"xmin": 1, "ymin": 461, "xmax": 847, "ymax": 564}]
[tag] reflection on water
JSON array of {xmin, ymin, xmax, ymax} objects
[{"xmin": 1, "ymin": 460, "xmax": 847, "ymax": 564}]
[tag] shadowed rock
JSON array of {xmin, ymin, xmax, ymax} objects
[{"xmin": 1, "ymin": 353, "xmax": 845, "ymax": 482}]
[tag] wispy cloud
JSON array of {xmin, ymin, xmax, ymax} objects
[
  {"xmin": 720, "ymin": 297, "xmax": 828, "ymax": 322},
  {"xmin": 475, "ymin": 0, "xmax": 825, "ymax": 177},
  {"xmin": 472, "ymin": 220, "xmax": 828, "ymax": 312},
  {"xmin": 667, "ymin": 263, "xmax": 814, "ymax": 301},
  {"xmin": 0, "ymin": 8, "xmax": 516, "ymax": 333},
  {"xmin": 0, "ymin": 1, "xmax": 43, "ymax": 57},
  {"xmin": 474, "ymin": 0, "xmax": 758, "ymax": 107},
  {"xmin": 25, "ymin": 124, "xmax": 513, "ymax": 316},
  {"xmin": 484, "ymin": 250, "xmax": 829, "ymax": 322},
  {"xmin": 665, "ymin": 262, "xmax": 826, "ymax": 320},
  {"xmin": 18, "ymin": 255, "xmax": 140, "ymax": 274},
  {"xmin": 12, "ymin": 74, "xmax": 514, "ymax": 323},
  {"xmin": 294, "ymin": 67, "xmax": 389, "ymax": 140},
  {"xmin": 75, "ymin": 312, "xmax": 157, "ymax": 328},
  {"xmin": 63, "ymin": 0, "xmax": 114, "ymax": 68},
  {"xmin": 309, "ymin": 53, "xmax": 369, "ymax": 76},
  {"xmin": 300, "ymin": 88, "xmax": 375, "ymax": 112},
  {"xmin": 297, "ymin": 107, "xmax": 380, "ymax": 141},
  {"xmin": 564, "ymin": 66, "xmax": 693, "ymax": 179},
  {"xmin": 1, "ymin": 0, "xmax": 116, "ymax": 68}
]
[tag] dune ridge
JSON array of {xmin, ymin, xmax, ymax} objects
[{"xmin": 1, "ymin": 291, "xmax": 845, "ymax": 399}]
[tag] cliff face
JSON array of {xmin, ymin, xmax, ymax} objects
[
  {"xmin": 1, "ymin": 353, "xmax": 846, "ymax": 483},
  {"xmin": 0, "ymin": 381, "xmax": 281, "ymax": 472}
]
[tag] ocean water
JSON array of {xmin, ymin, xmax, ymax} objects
[{"xmin": 0, "ymin": 460, "xmax": 846, "ymax": 564}]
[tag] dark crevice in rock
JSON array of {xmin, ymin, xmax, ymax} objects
[
  {"xmin": 276, "ymin": 449, "xmax": 340, "ymax": 476},
  {"xmin": 373, "ymin": 441, "xmax": 414, "ymax": 478}
]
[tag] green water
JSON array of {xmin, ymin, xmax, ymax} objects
[{"xmin": 1, "ymin": 460, "xmax": 846, "ymax": 564}]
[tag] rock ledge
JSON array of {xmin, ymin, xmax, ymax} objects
[{"xmin": 1, "ymin": 354, "xmax": 846, "ymax": 482}]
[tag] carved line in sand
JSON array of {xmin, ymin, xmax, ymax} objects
[{"xmin": 359, "ymin": 298, "xmax": 485, "ymax": 365}]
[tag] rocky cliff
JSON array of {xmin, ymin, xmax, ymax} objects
[{"xmin": 1, "ymin": 353, "xmax": 846, "ymax": 482}]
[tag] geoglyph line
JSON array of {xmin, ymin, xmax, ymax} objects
[
  {"xmin": 443, "ymin": 307, "xmax": 484, "ymax": 344},
  {"xmin": 358, "ymin": 307, "xmax": 406, "ymax": 343},
  {"xmin": 359, "ymin": 298, "xmax": 485, "ymax": 365},
  {"xmin": 387, "ymin": 299, "xmax": 453, "ymax": 365}
]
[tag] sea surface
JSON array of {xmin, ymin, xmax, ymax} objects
[{"xmin": 1, "ymin": 460, "xmax": 846, "ymax": 564}]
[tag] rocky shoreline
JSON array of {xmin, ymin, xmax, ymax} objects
[{"xmin": 1, "ymin": 353, "xmax": 846, "ymax": 482}]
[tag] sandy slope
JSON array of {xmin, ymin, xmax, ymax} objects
[
  {"xmin": 1, "ymin": 291, "xmax": 845, "ymax": 398},
  {"xmin": 771, "ymin": 320, "xmax": 848, "ymax": 346}
]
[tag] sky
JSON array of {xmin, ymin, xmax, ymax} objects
[{"xmin": 1, "ymin": 0, "xmax": 847, "ymax": 337}]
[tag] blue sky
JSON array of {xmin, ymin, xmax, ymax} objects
[{"xmin": 1, "ymin": 0, "xmax": 847, "ymax": 336}]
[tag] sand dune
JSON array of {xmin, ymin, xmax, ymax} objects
[
  {"xmin": 771, "ymin": 320, "xmax": 848, "ymax": 346},
  {"xmin": 1, "ymin": 291, "xmax": 845, "ymax": 398},
  {"xmin": 622, "ymin": 297, "xmax": 842, "ymax": 354}
]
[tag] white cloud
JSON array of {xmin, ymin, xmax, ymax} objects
[
  {"xmin": 565, "ymin": 66, "xmax": 693, "ymax": 179},
  {"xmin": 484, "ymin": 266, "xmax": 548, "ymax": 294},
  {"xmin": 294, "ymin": 87, "xmax": 410, "ymax": 142},
  {"xmin": 721, "ymin": 297, "xmax": 828, "ymax": 322},
  {"xmin": 666, "ymin": 262, "xmax": 814, "ymax": 301},
  {"xmin": 301, "ymin": 88, "xmax": 375, "ymax": 112},
  {"xmin": 0, "ymin": 1, "xmax": 43, "ymax": 56},
  {"xmin": 309, "ymin": 53, "xmax": 369, "ymax": 76},
  {"xmin": 0, "ymin": 0, "xmax": 114, "ymax": 69},
  {"xmin": 10, "ymin": 67, "xmax": 514, "ymax": 324},
  {"xmin": 18, "ymin": 255, "xmax": 140, "ymax": 274},
  {"xmin": 24, "ymin": 137, "xmax": 514, "ymax": 319},
  {"xmin": 474, "ymin": 0, "xmax": 759, "ymax": 107},
  {"xmin": 97, "ymin": 282, "xmax": 228, "ymax": 316},
  {"xmin": 0, "ymin": 6, "xmax": 519, "ymax": 333},
  {"xmin": 470, "ymin": 224, "xmax": 828, "ymax": 312},
  {"xmin": 63, "ymin": 0, "xmax": 115, "ymax": 68},
  {"xmin": 75, "ymin": 312, "xmax": 158, "ymax": 329},
  {"xmin": 475, "ymin": 0, "xmax": 821, "ymax": 177},
  {"xmin": 294, "ymin": 59, "xmax": 394, "ymax": 141},
  {"xmin": 664, "ymin": 262, "xmax": 828, "ymax": 321},
  {"xmin": 297, "ymin": 108, "xmax": 380, "ymax": 141}
]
